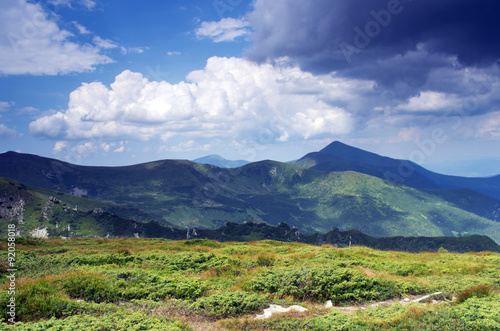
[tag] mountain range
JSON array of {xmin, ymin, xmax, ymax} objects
[{"xmin": 0, "ymin": 141, "xmax": 499, "ymax": 245}]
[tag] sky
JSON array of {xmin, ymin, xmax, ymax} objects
[{"xmin": 0, "ymin": 0, "xmax": 499, "ymax": 176}]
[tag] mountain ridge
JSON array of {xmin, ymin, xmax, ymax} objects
[
  {"xmin": 1, "ymin": 143, "xmax": 499, "ymax": 244},
  {"xmin": 294, "ymin": 141, "xmax": 500, "ymax": 200},
  {"xmin": 1, "ymin": 177, "xmax": 498, "ymax": 252}
]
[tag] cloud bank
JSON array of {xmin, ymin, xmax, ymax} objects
[
  {"xmin": 246, "ymin": 0, "xmax": 500, "ymax": 94},
  {"xmin": 30, "ymin": 57, "xmax": 365, "ymax": 142}
]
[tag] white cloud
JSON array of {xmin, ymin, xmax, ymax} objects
[
  {"xmin": 0, "ymin": 0, "xmax": 112, "ymax": 75},
  {"xmin": 72, "ymin": 21, "xmax": 90, "ymax": 34},
  {"xmin": 120, "ymin": 46, "xmax": 145, "ymax": 55},
  {"xmin": 53, "ymin": 141, "xmax": 68, "ymax": 153},
  {"xmin": 0, "ymin": 124, "xmax": 16, "ymax": 138},
  {"xmin": 0, "ymin": 102, "xmax": 11, "ymax": 112},
  {"xmin": 195, "ymin": 17, "xmax": 250, "ymax": 42},
  {"xmin": 93, "ymin": 36, "xmax": 118, "ymax": 49},
  {"xmin": 29, "ymin": 56, "xmax": 361, "ymax": 143},
  {"xmin": 167, "ymin": 51, "xmax": 181, "ymax": 56},
  {"xmin": 114, "ymin": 146, "xmax": 125, "ymax": 153},
  {"xmin": 48, "ymin": 0, "xmax": 96, "ymax": 10},
  {"xmin": 395, "ymin": 91, "xmax": 460, "ymax": 112},
  {"xmin": 113, "ymin": 141, "xmax": 128, "ymax": 153}
]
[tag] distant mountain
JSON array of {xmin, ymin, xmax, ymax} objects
[
  {"xmin": 0, "ymin": 151, "xmax": 499, "ymax": 245},
  {"xmin": 294, "ymin": 141, "xmax": 500, "ymax": 200},
  {"xmin": 193, "ymin": 154, "xmax": 249, "ymax": 168}
]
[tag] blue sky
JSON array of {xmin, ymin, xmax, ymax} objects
[{"xmin": 1, "ymin": 0, "xmax": 499, "ymax": 177}]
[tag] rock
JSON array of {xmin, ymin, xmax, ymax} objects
[
  {"xmin": 412, "ymin": 292, "xmax": 444, "ymax": 303},
  {"xmin": 255, "ymin": 304, "xmax": 307, "ymax": 319}
]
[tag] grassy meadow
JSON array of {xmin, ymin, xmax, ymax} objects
[{"xmin": 0, "ymin": 237, "xmax": 499, "ymax": 330}]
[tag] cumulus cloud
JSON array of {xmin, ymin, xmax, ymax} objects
[
  {"xmin": 395, "ymin": 91, "xmax": 461, "ymax": 112},
  {"xmin": 30, "ymin": 56, "xmax": 361, "ymax": 142},
  {"xmin": 53, "ymin": 141, "xmax": 68, "ymax": 153},
  {"xmin": 0, "ymin": 0, "xmax": 112, "ymax": 75},
  {"xmin": 195, "ymin": 17, "xmax": 250, "ymax": 42}
]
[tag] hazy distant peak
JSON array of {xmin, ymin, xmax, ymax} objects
[{"xmin": 193, "ymin": 154, "xmax": 249, "ymax": 168}]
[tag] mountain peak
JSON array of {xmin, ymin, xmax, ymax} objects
[{"xmin": 319, "ymin": 141, "xmax": 383, "ymax": 162}]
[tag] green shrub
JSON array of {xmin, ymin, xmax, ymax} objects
[
  {"xmin": 451, "ymin": 295, "xmax": 500, "ymax": 330},
  {"xmin": 184, "ymin": 239, "xmax": 221, "ymax": 248},
  {"xmin": 255, "ymin": 254, "xmax": 276, "ymax": 267},
  {"xmin": 192, "ymin": 291, "xmax": 268, "ymax": 318},
  {"xmin": 150, "ymin": 277, "xmax": 208, "ymax": 301},
  {"xmin": 305, "ymin": 310, "xmax": 353, "ymax": 330},
  {"xmin": 61, "ymin": 272, "xmax": 120, "ymax": 303},
  {"xmin": 0, "ymin": 278, "xmax": 72, "ymax": 322},
  {"xmin": 248, "ymin": 266, "xmax": 399, "ymax": 303},
  {"xmin": 1, "ymin": 311, "xmax": 193, "ymax": 331}
]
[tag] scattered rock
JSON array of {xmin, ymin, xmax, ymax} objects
[
  {"xmin": 255, "ymin": 304, "xmax": 307, "ymax": 319},
  {"xmin": 411, "ymin": 292, "xmax": 445, "ymax": 303}
]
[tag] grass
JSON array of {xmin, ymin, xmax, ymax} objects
[{"xmin": 0, "ymin": 237, "xmax": 499, "ymax": 330}]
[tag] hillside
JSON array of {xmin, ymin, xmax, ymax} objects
[
  {"xmin": 294, "ymin": 141, "xmax": 500, "ymax": 200},
  {"xmin": 0, "ymin": 151, "xmax": 499, "ymax": 244},
  {"xmin": 1, "ymin": 176, "xmax": 498, "ymax": 251},
  {"xmin": 0, "ymin": 178, "xmax": 176, "ymax": 238}
]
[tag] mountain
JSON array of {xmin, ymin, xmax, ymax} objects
[
  {"xmin": 193, "ymin": 154, "xmax": 249, "ymax": 168},
  {"xmin": 294, "ymin": 141, "xmax": 500, "ymax": 200},
  {"xmin": 0, "ymin": 150, "xmax": 499, "ymax": 244},
  {"xmin": 1, "ymin": 179, "xmax": 498, "ymax": 252}
]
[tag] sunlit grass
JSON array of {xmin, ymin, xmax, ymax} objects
[{"xmin": 0, "ymin": 237, "xmax": 498, "ymax": 330}]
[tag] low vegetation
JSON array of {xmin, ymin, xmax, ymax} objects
[{"xmin": 0, "ymin": 236, "xmax": 499, "ymax": 330}]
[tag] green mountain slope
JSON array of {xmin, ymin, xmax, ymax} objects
[
  {"xmin": 0, "ymin": 178, "xmax": 176, "ymax": 238},
  {"xmin": 2, "ymin": 178, "xmax": 498, "ymax": 252},
  {"xmin": 0, "ymin": 152, "xmax": 498, "ymax": 244},
  {"xmin": 295, "ymin": 141, "xmax": 500, "ymax": 200}
]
